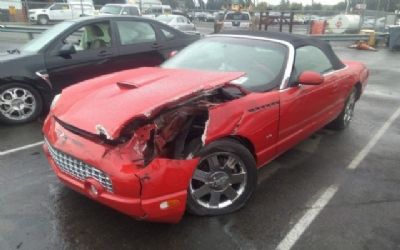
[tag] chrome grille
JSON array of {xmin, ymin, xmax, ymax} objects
[{"xmin": 45, "ymin": 139, "xmax": 113, "ymax": 192}]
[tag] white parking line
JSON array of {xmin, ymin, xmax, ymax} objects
[
  {"xmin": 0, "ymin": 141, "xmax": 44, "ymax": 156},
  {"xmin": 348, "ymin": 106, "xmax": 400, "ymax": 170},
  {"xmin": 275, "ymin": 185, "xmax": 338, "ymax": 250},
  {"xmin": 275, "ymin": 105, "xmax": 400, "ymax": 250}
]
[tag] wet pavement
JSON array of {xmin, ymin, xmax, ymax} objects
[{"xmin": 1, "ymin": 43, "xmax": 400, "ymax": 250}]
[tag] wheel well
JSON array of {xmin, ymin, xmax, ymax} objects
[
  {"xmin": 224, "ymin": 135, "xmax": 257, "ymax": 162},
  {"xmin": 355, "ymin": 82, "xmax": 362, "ymax": 100}
]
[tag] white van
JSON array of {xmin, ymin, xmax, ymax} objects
[
  {"xmin": 29, "ymin": 1, "xmax": 95, "ymax": 25},
  {"xmin": 99, "ymin": 4, "xmax": 141, "ymax": 16},
  {"xmin": 143, "ymin": 5, "xmax": 172, "ymax": 18}
]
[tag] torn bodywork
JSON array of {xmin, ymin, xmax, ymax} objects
[{"xmin": 119, "ymin": 85, "xmax": 247, "ymax": 166}]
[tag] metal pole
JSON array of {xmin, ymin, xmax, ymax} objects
[
  {"xmin": 80, "ymin": 0, "xmax": 84, "ymax": 16},
  {"xmin": 279, "ymin": 11, "xmax": 283, "ymax": 32},
  {"xmin": 289, "ymin": 11, "xmax": 294, "ymax": 33},
  {"xmin": 24, "ymin": 0, "xmax": 30, "ymax": 24}
]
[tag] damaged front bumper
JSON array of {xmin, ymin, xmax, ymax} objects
[{"xmin": 43, "ymin": 117, "xmax": 199, "ymax": 223}]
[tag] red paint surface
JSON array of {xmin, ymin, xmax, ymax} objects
[
  {"xmin": 53, "ymin": 67, "xmax": 245, "ymax": 139},
  {"xmin": 43, "ymin": 60, "xmax": 368, "ymax": 223}
]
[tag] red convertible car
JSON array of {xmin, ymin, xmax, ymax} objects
[{"xmin": 43, "ymin": 31, "xmax": 369, "ymax": 223}]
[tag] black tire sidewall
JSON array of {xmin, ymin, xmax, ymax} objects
[
  {"xmin": 329, "ymin": 87, "xmax": 357, "ymax": 130},
  {"xmin": 0, "ymin": 83, "xmax": 43, "ymax": 125},
  {"xmin": 38, "ymin": 15, "xmax": 49, "ymax": 25},
  {"xmin": 187, "ymin": 138, "xmax": 257, "ymax": 216}
]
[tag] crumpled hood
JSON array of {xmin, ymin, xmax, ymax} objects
[{"xmin": 53, "ymin": 67, "xmax": 244, "ymax": 139}]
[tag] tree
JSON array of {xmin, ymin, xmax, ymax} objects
[
  {"xmin": 255, "ymin": 2, "xmax": 268, "ymax": 11},
  {"xmin": 278, "ymin": 0, "xmax": 290, "ymax": 10},
  {"xmin": 198, "ymin": 0, "xmax": 206, "ymax": 9},
  {"xmin": 185, "ymin": 0, "xmax": 195, "ymax": 9},
  {"xmin": 331, "ymin": 2, "xmax": 346, "ymax": 11},
  {"xmin": 289, "ymin": 2, "xmax": 302, "ymax": 10}
]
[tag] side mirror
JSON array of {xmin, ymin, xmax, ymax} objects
[
  {"xmin": 59, "ymin": 43, "xmax": 76, "ymax": 57},
  {"xmin": 122, "ymin": 11, "xmax": 128, "ymax": 15},
  {"xmin": 297, "ymin": 71, "xmax": 324, "ymax": 85}
]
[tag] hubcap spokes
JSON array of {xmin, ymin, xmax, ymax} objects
[
  {"xmin": 344, "ymin": 92, "xmax": 356, "ymax": 124},
  {"xmin": 190, "ymin": 152, "xmax": 247, "ymax": 209},
  {"xmin": 0, "ymin": 88, "xmax": 36, "ymax": 120}
]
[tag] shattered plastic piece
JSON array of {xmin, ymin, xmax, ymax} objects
[{"xmin": 95, "ymin": 124, "xmax": 112, "ymax": 140}]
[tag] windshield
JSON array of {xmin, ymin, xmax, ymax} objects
[
  {"xmin": 156, "ymin": 15, "xmax": 174, "ymax": 23},
  {"xmin": 21, "ymin": 21, "xmax": 75, "ymax": 53},
  {"xmin": 225, "ymin": 13, "xmax": 250, "ymax": 21},
  {"xmin": 100, "ymin": 5, "xmax": 122, "ymax": 14},
  {"xmin": 162, "ymin": 37, "xmax": 288, "ymax": 92}
]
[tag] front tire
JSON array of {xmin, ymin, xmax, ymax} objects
[
  {"xmin": 0, "ymin": 83, "xmax": 43, "ymax": 125},
  {"xmin": 328, "ymin": 87, "xmax": 357, "ymax": 130},
  {"xmin": 187, "ymin": 139, "xmax": 257, "ymax": 216}
]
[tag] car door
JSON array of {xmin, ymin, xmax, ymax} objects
[
  {"xmin": 49, "ymin": 4, "xmax": 71, "ymax": 20},
  {"xmin": 278, "ymin": 45, "xmax": 337, "ymax": 155},
  {"xmin": 111, "ymin": 20, "xmax": 165, "ymax": 72},
  {"xmin": 45, "ymin": 20, "xmax": 117, "ymax": 94}
]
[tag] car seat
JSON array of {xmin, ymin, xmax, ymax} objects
[{"xmin": 81, "ymin": 25, "xmax": 107, "ymax": 50}]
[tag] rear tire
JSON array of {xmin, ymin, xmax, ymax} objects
[
  {"xmin": 38, "ymin": 15, "xmax": 49, "ymax": 25},
  {"xmin": 328, "ymin": 87, "xmax": 357, "ymax": 130},
  {"xmin": 187, "ymin": 139, "xmax": 257, "ymax": 216}
]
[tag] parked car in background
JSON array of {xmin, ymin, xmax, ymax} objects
[
  {"xmin": 156, "ymin": 14, "xmax": 196, "ymax": 32},
  {"xmin": 206, "ymin": 12, "xmax": 214, "ymax": 22},
  {"xmin": 0, "ymin": 16, "xmax": 198, "ymax": 124},
  {"xmin": 43, "ymin": 31, "xmax": 368, "ymax": 223},
  {"xmin": 220, "ymin": 11, "xmax": 251, "ymax": 31},
  {"xmin": 143, "ymin": 5, "xmax": 172, "ymax": 18},
  {"xmin": 29, "ymin": 2, "xmax": 95, "ymax": 25},
  {"xmin": 99, "ymin": 4, "xmax": 140, "ymax": 16},
  {"xmin": 194, "ymin": 12, "xmax": 207, "ymax": 22}
]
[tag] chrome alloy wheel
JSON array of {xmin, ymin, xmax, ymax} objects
[
  {"xmin": 0, "ymin": 87, "xmax": 36, "ymax": 121},
  {"xmin": 189, "ymin": 152, "xmax": 247, "ymax": 209},
  {"xmin": 344, "ymin": 91, "xmax": 356, "ymax": 125}
]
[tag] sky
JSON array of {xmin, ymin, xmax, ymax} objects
[{"xmin": 264, "ymin": 0, "xmax": 344, "ymax": 5}]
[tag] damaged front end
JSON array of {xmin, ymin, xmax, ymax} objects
[
  {"xmin": 115, "ymin": 85, "xmax": 247, "ymax": 167},
  {"xmin": 44, "ymin": 82, "xmax": 247, "ymax": 223}
]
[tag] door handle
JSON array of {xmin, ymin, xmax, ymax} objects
[
  {"xmin": 151, "ymin": 43, "xmax": 162, "ymax": 49},
  {"xmin": 98, "ymin": 50, "xmax": 112, "ymax": 57}
]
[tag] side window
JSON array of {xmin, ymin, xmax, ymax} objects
[
  {"xmin": 161, "ymin": 28, "xmax": 175, "ymax": 39},
  {"xmin": 50, "ymin": 4, "xmax": 62, "ymax": 10},
  {"xmin": 294, "ymin": 46, "xmax": 333, "ymax": 77},
  {"xmin": 177, "ymin": 17, "xmax": 185, "ymax": 23},
  {"xmin": 62, "ymin": 4, "xmax": 70, "ymax": 10},
  {"xmin": 129, "ymin": 7, "xmax": 140, "ymax": 16},
  {"xmin": 116, "ymin": 21, "xmax": 156, "ymax": 45},
  {"xmin": 63, "ymin": 22, "xmax": 112, "ymax": 51}
]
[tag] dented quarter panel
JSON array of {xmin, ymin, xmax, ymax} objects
[{"xmin": 204, "ymin": 91, "xmax": 280, "ymax": 167}]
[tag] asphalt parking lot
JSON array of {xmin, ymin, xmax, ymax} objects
[{"xmin": 1, "ymin": 34, "xmax": 400, "ymax": 249}]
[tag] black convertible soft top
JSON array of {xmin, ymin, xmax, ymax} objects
[{"xmin": 218, "ymin": 30, "xmax": 345, "ymax": 70}]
